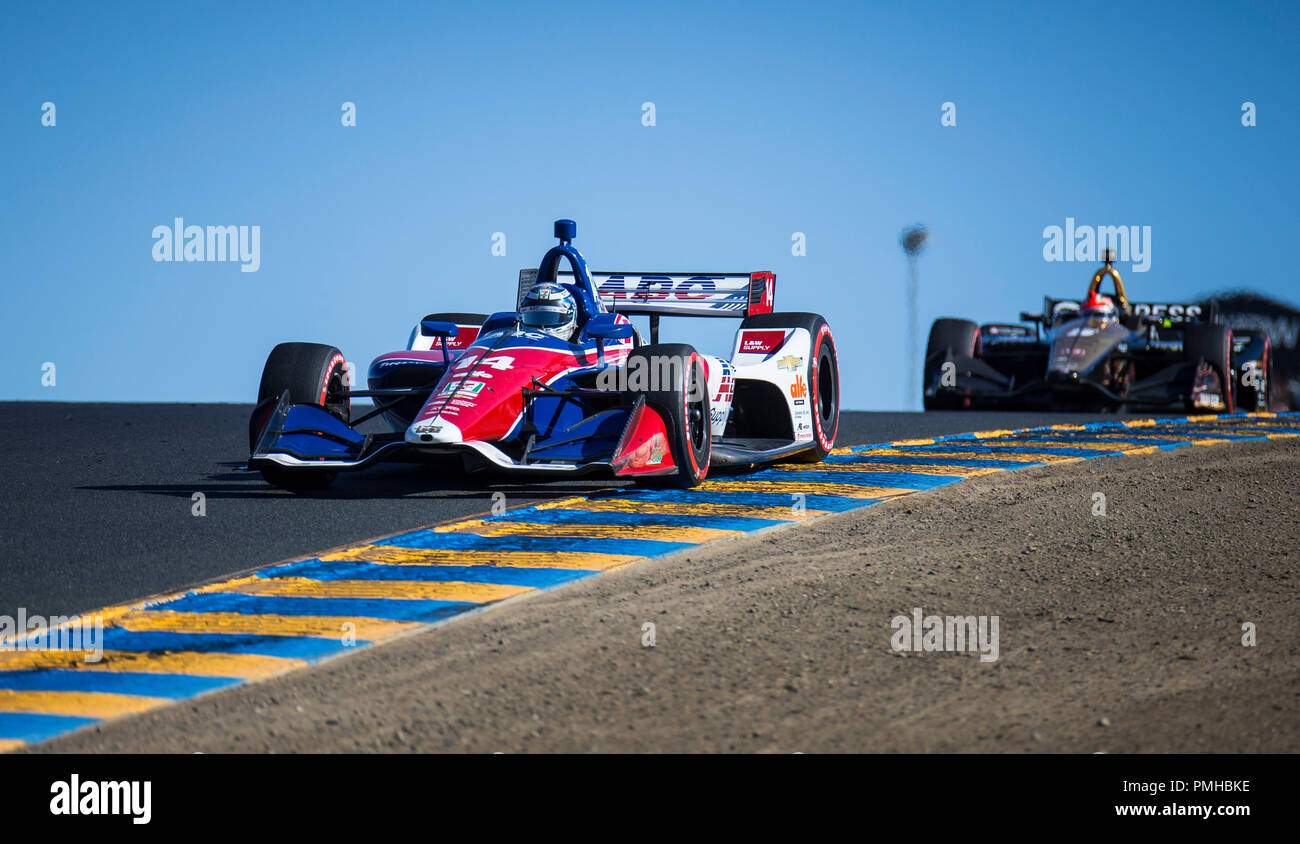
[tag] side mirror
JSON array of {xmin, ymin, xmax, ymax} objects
[
  {"xmin": 420, "ymin": 320, "xmax": 458, "ymax": 357},
  {"xmin": 587, "ymin": 322, "xmax": 632, "ymax": 365},
  {"xmin": 420, "ymin": 320, "xmax": 458, "ymax": 338},
  {"xmin": 587, "ymin": 323, "xmax": 633, "ymax": 341}
]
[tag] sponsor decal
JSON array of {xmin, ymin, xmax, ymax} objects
[
  {"xmin": 739, "ymin": 330, "xmax": 787, "ymax": 354},
  {"xmin": 1131, "ymin": 303, "xmax": 1202, "ymax": 320},
  {"xmin": 439, "ymin": 380, "xmax": 486, "ymax": 398},
  {"xmin": 648, "ymin": 439, "xmax": 664, "ymax": 465},
  {"xmin": 777, "ymin": 354, "xmax": 803, "ymax": 371},
  {"xmin": 597, "ymin": 275, "xmax": 732, "ymax": 302},
  {"xmin": 444, "ymin": 326, "xmax": 481, "ymax": 349},
  {"xmin": 713, "ymin": 373, "xmax": 735, "ymax": 403},
  {"xmin": 790, "ymin": 374, "xmax": 808, "ymax": 399}
]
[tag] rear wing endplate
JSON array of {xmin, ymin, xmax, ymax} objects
[{"xmin": 1043, "ymin": 296, "xmax": 1216, "ymax": 324}]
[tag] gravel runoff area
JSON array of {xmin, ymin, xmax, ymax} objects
[{"xmin": 37, "ymin": 437, "xmax": 1300, "ymax": 753}]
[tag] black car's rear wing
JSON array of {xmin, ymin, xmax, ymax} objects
[
  {"xmin": 520, "ymin": 270, "xmax": 776, "ymax": 319},
  {"xmin": 1040, "ymin": 296, "xmax": 1218, "ymax": 324}
]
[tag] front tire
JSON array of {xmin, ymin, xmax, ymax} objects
[
  {"xmin": 1234, "ymin": 335, "xmax": 1271, "ymax": 413},
  {"xmin": 251, "ymin": 342, "xmax": 351, "ymax": 490},
  {"xmin": 628, "ymin": 343, "xmax": 711, "ymax": 488},
  {"xmin": 1182, "ymin": 324, "xmax": 1235, "ymax": 413},
  {"xmin": 923, "ymin": 318, "xmax": 981, "ymax": 410}
]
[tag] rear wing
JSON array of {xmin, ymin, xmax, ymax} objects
[
  {"xmin": 1042, "ymin": 296, "xmax": 1217, "ymax": 324},
  {"xmin": 519, "ymin": 270, "xmax": 776, "ymax": 318}
]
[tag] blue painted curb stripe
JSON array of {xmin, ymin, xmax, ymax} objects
[
  {"xmin": 825, "ymin": 454, "xmax": 1047, "ymax": 469},
  {"xmin": 145, "ymin": 592, "xmax": 477, "ymax": 623},
  {"xmin": 94, "ymin": 629, "xmax": 365, "ymax": 659},
  {"xmin": 0, "ymin": 712, "xmax": 100, "ymax": 743},
  {"xmin": 0, "ymin": 670, "xmax": 240, "ymax": 699},
  {"xmin": 491, "ymin": 507, "xmax": 785, "ymax": 531},
  {"xmin": 608, "ymin": 489, "xmax": 878, "ymax": 511},
  {"xmin": 748, "ymin": 470, "xmax": 963, "ymax": 490},
  {"xmin": 261, "ymin": 559, "xmax": 597, "ymax": 587},
  {"xmin": 375, "ymin": 530, "xmax": 696, "ymax": 557}
]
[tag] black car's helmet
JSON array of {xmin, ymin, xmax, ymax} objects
[{"xmin": 519, "ymin": 282, "xmax": 578, "ymax": 339}]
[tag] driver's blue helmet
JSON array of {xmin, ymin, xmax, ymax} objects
[{"xmin": 519, "ymin": 282, "xmax": 578, "ymax": 339}]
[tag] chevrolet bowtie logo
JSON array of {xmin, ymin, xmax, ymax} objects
[{"xmin": 777, "ymin": 355, "xmax": 802, "ymax": 371}]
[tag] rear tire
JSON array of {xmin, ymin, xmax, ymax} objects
[
  {"xmin": 628, "ymin": 343, "xmax": 711, "ymax": 488},
  {"xmin": 1182, "ymin": 324, "xmax": 1235, "ymax": 413},
  {"xmin": 1234, "ymin": 335, "xmax": 1271, "ymax": 413},
  {"xmin": 252, "ymin": 342, "xmax": 351, "ymax": 490},
  {"xmin": 923, "ymin": 318, "xmax": 981, "ymax": 410},
  {"xmin": 742, "ymin": 312, "xmax": 839, "ymax": 463}
]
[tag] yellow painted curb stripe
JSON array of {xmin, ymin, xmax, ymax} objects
[
  {"xmin": 433, "ymin": 519, "xmax": 741, "ymax": 543},
  {"xmin": 538, "ymin": 498, "xmax": 829, "ymax": 521},
  {"xmin": 975, "ymin": 438, "xmax": 1154, "ymax": 451},
  {"xmin": 853, "ymin": 448, "xmax": 1082, "ymax": 463},
  {"xmin": 0, "ymin": 649, "xmax": 306, "ymax": 679},
  {"xmin": 196, "ymin": 576, "xmax": 535, "ymax": 604},
  {"xmin": 781, "ymin": 461, "xmax": 1004, "ymax": 477},
  {"xmin": 698, "ymin": 480, "xmax": 918, "ymax": 498},
  {"xmin": 114, "ymin": 610, "xmax": 419, "ymax": 640},
  {"xmin": 0, "ymin": 690, "xmax": 171, "ymax": 719}
]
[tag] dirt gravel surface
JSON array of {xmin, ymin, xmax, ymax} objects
[{"xmin": 39, "ymin": 437, "xmax": 1300, "ymax": 753}]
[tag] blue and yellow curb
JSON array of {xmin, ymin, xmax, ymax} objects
[{"xmin": 1, "ymin": 412, "xmax": 1296, "ymax": 750}]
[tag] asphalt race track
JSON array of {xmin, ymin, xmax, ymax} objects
[{"xmin": 0, "ymin": 402, "xmax": 1145, "ymax": 619}]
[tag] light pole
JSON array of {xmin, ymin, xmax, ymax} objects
[{"xmin": 900, "ymin": 225, "xmax": 929, "ymax": 410}]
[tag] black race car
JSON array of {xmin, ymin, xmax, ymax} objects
[{"xmin": 923, "ymin": 252, "xmax": 1274, "ymax": 413}]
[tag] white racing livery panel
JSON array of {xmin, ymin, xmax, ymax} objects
[
  {"xmin": 728, "ymin": 325, "xmax": 817, "ymax": 444},
  {"xmin": 700, "ymin": 354, "xmax": 735, "ymax": 436}
]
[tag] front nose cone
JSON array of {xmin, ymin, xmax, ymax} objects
[{"xmin": 406, "ymin": 418, "xmax": 463, "ymax": 444}]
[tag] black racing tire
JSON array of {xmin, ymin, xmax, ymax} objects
[
  {"xmin": 1234, "ymin": 335, "xmax": 1272, "ymax": 413},
  {"xmin": 1182, "ymin": 323, "xmax": 1235, "ymax": 413},
  {"xmin": 628, "ymin": 343, "xmax": 711, "ymax": 488},
  {"xmin": 923, "ymin": 318, "xmax": 981, "ymax": 410},
  {"xmin": 742, "ymin": 312, "xmax": 840, "ymax": 463},
  {"xmin": 252, "ymin": 342, "xmax": 351, "ymax": 490}
]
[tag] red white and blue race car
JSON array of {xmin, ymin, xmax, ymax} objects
[{"xmin": 248, "ymin": 220, "xmax": 839, "ymax": 490}]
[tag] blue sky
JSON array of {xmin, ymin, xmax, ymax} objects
[{"xmin": 2, "ymin": 0, "xmax": 1296, "ymax": 409}]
